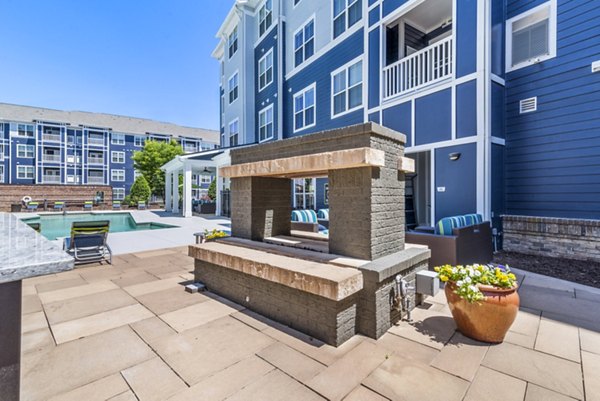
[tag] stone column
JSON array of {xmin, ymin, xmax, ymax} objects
[
  {"xmin": 172, "ymin": 170, "xmax": 180, "ymax": 214},
  {"xmin": 183, "ymin": 164, "xmax": 193, "ymax": 218},
  {"xmin": 231, "ymin": 177, "xmax": 291, "ymax": 240},
  {"xmin": 0, "ymin": 281, "xmax": 21, "ymax": 401},
  {"xmin": 165, "ymin": 171, "xmax": 172, "ymax": 212}
]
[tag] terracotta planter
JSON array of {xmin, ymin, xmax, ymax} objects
[{"xmin": 445, "ymin": 281, "xmax": 519, "ymax": 343}]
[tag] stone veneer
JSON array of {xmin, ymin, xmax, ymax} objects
[
  {"xmin": 0, "ymin": 184, "xmax": 113, "ymax": 212},
  {"xmin": 503, "ymin": 215, "xmax": 600, "ymax": 262}
]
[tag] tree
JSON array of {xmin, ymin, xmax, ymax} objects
[
  {"xmin": 208, "ymin": 179, "xmax": 217, "ymax": 201},
  {"xmin": 132, "ymin": 140, "xmax": 183, "ymax": 198},
  {"xmin": 128, "ymin": 175, "xmax": 151, "ymax": 206}
]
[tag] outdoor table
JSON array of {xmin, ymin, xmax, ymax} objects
[{"xmin": 0, "ymin": 213, "xmax": 74, "ymax": 401}]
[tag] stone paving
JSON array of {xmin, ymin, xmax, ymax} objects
[{"xmin": 20, "ymin": 247, "xmax": 600, "ymax": 401}]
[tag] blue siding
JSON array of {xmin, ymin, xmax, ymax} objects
[
  {"xmin": 415, "ymin": 89, "xmax": 452, "ymax": 145},
  {"xmin": 382, "ymin": 101, "xmax": 412, "ymax": 147},
  {"xmin": 255, "ymin": 27, "xmax": 279, "ymax": 143},
  {"xmin": 505, "ymin": 0, "xmax": 600, "ymax": 219},
  {"xmin": 315, "ymin": 178, "xmax": 329, "ymax": 211},
  {"xmin": 368, "ymin": 5, "xmax": 380, "ymax": 27},
  {"xmin": 368, "ymin": 112, "xmax": 380, "ymax": 124},
  {"xmin": 368, "ymin": 27, "xmax": 380, "ymax": 109},
  {"xmin": 492, "ymin": 0, "xmax": 505, "ymax": 77},
  {"xmin": 491, "ymin": 144, "xmax": 505, "ymax": 229},
  {"xmin": 492, "ymin": 82, "xmax": 505, "ymax": 139},
  {"xmin": 382, "ymin": 0, "xmax": 409, "ymax": 17},
  {"xmin": 456, "ymin": 0, "xmax": 478, "ymax": 78},
  {"xmin": 283, "ymin": 29, "xmax": 364, "ymax": 138},
  {"xmin": 456, "ymin": 80, "xmax": 477, "ymax": 138},
  {"xmin": 434, "ymin": 143, "xmax": 478, "ymax": 221}
]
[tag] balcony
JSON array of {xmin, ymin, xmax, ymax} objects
[
  {"xmin": 88, "ymin": 137, "xmax": 105, "ymax": 146},
  {"xmin": 42, "ymin": 133, "xmax": 61, "ymax": 142},
  {"xmin": 383, "ymin": 36, "xmax": 453, "ymax": 99},
  {"xmin": 42, "ymin": 154, "xmax": 61, "ymax": 163},
  {"xmin": 43, "ymin": 175, "xmax": 61, "ymax": 184},
  {"xmin": 88, "ymin": 156, "xmax": 105, "ymax": 165},
  {"xmin": 87, "ymin": 176, "xmax": 104, "ymax": 184}
]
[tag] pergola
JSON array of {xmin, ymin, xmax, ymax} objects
[{"xmin": 160, "ymin": 149, "xmax": 230, "ymax": 217}]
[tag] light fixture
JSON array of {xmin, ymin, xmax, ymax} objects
[
  {"xmin": 203, "ymin": 167, "xmax": 210, "ymax": 173},
  {"xmin": 449, "ymin": 152, "xmax": 461, "ymax": 161}
]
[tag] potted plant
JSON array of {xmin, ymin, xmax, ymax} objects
[
  {"xmin": 201, "ymin": 229, "xmax": 228, "ymax": 243},
  {"xmin": 435, "ymin": 264, "xmax": 519, "ymax": 343}
]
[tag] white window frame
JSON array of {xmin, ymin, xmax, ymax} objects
[
  {"xmin": 293, "ymin": 178, "xmax": 316, "ymax": 209},
  {"xmin": 17, "ymin": 165, "xmax": 34, "ymax": 179},
  {"xmin": 113, "ymin": 188, "xmax": 126, "ymax": 200},
  {"xmin": 16, "ymin": 124, "xmax": 34, "ymax": 137},
  {"xmin": 258, "ymin": 48, "xmax": 274, "ymax": 91},
  {"xmin": 201, "ymin": 175, "xmax": 212, "ymax": 184},
  {"xmin": 331, "ymin": 57, "xmax": 364, "ymax": 118},
  {"xmin": 228, "ymin": 71, "xmax": 239, "ymax": 104},
  {"xmin": 258, "ymin": 0, "xmax": 273, "ymax": 38},
  {"xmin": 111, "ymin": 169, "xmax": 125, "ymax": 182},
  {"xmin": 134, "ymin": 135, "xmax": 145, "ymax": 147},
  {"xmin": 229, "ymin": 119, "xmax": 240, "ymax": 147},
  {"xmin": 111, "ymin": 133, "xmax": 125, "ymax": 145},
  {"xmin": 293, "ymin": 83, "xmax": 316, "ymax": 133},
  {"xmin": 332, "ymin": 0, "xmax": 362, "ymax": 40},
  {"xmin": 506, "ymin": 0, "xmax": 557, "ymax": 72},
  {"xmin": 0, "ymin": 165, "xmax": 4, "ymax": 183},
  {"xmin": 258, "ymin": 104, "xmax": 274, "ymax": 142},
  {"xmin": 228, "ymin": 26, "xmax": 238, "ymax": 59},
  {"xmin": 111, "ymin": 151, "xmax": 125, "ymax": 164},
  {"xmin": 294, "ymin": 17, "xmax": 315, "ymax": 68},
  {"xmin": 17, "ymin": 144, "xmax": 34, "ymax": 158}
]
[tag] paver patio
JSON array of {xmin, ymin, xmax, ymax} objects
[{"xmin": 20, "ymin": 246, "xmax": 600, "ymax": 401}]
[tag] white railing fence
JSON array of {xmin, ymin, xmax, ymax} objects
[
  {"xmin": 43, "ymin": 175, "xmax": 61, "ymax": 183},
  {"xmin": 383, "ymin": 36, "xmax": 453, "ymax": 100},
  {"xmin": 42, "ymin": 154, "xmax": 61, "ymax": 163}
]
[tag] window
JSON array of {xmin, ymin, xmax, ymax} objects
[
  {"xmin": 201, "ymin": 175, "xmax": 212, "ymax": 184},
  {"xmin": 294, "ymin": 0, "xmax": 301, "ymax": 5},
  {"xmin": 228, "ymin": 26, "xmax": 238, "ymax": 59},
  {"xmin": 111, "ymin": 169, "xmax": 125, "ymax": 182},
  {"xmin": 506, "ymin": 1, "xmax": 556, "ymax": 71},
  {"xmin": 294, "ymin": 178, "xmax": 315, "ymax": 209},
  {"xmin": 0, "ymin": 144, "xmax": 4, "ymax": 160},
  {"xmin": 134, "ymin": 170, "xmax": 142, "ymax": 180},
  {"xmin": 332, "ymin": 59, "xmax": 363, "ymax": 117},
  {"xmin": 0, "ymin": 165, "xmax": 4, "ymax": 183},
  {"xmin": 17, "ymin": 166, "xmax": 34, "ymax": 179},
  {"xmin": 17, "ymin": 124, "xmax": 34, "ymax": 137},
  {"xmin": 258, "ymin": 0, "xmax": 273, "ymax": 37},
  {"xmin": 113, "ymin": 188, "xmax": 125, "ymax": 200},
  {"xmin": 134, "ymin": 135, "xmax": 145, "ymax": 147},
  {"xmin": 259, "ymin": 105, "xmax": 274, "ymax": 142},
  {"xmin": 229, "ymin": 119, "xmax": 239, "ymax": 147},
  {"xmin": 258, "ymin": 49, "xmax": 274, "ymax": 91},
  {"xmin": 293, "ymin": 84, "xmax": 316, "ymax": 132},
  {"xmin": 111, "ymin": 133, "xmax": 125, "ymax": 145},
  {"xmin": 333, "ymin": 0, "xmax": 362, "ymax": 39},
  {"xmin": 294, "ymin": 19, "xmax": 314, "ymax": 67},
  {"xmin": 228, "ymin": 72, "xmax": 239, "ymax": 104},
  {"xmin": 111, "ymin": 151, "xmax": 125, "ymax": 163},
  {"xmin": 17, "ymin": 144, "xmax": 34, "ymax": 158}
]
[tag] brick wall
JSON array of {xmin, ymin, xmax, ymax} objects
[
  {"xmin": 503, "ymin": 215, "xmax": 600, "ymax": 262},
  {"xmin": 0, "ymin": 184, "xmax": 113, "ymax": 212}
]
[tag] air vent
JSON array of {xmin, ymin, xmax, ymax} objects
[{"xmin": 520, "ymin": 97, "xmax": 537, "ymax": 114}]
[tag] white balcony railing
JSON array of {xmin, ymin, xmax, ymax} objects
[
  {"xmin": 88, "ymin": 157, "xmax": 104, "ymax": 165},
  {"xmin": 383, "ymin": 36, "xmax": 453, "ymax": 100},
  {"xmin": 42, "ymin": 133, "xmax": 61, "ymax": 142},
  {"xmin": 43, "ymin": 154, "xmax": 61, "ymax": 163},
  {"xmin": 87, "ymin": 176, "xmax": 104, "ymax": 184},
  {"xmin": 88, "ymin": 137, "xmax": 104, "ymax": 146},
  {"xmin": 43, "ymin": 175, "xmax": 61, "ymax": 183}
]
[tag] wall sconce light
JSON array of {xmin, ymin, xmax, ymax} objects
[{"xmin": 449, "ymin": 152, "xmax": 461, "ymax": 161}]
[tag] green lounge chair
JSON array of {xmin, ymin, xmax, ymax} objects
[
  {"xmin": 83, "ymin": 201, "xmax": 93, "ymax": 211},
  {"xmin": 54, "ymin": 201, "xmax": 65, "ymax": 211},
  {"xmin": 137, "ymin": 201, "xmax": 146, "ymax": 210},
  {"xmin": 63, "ymin": 220, "xmax": 112, "ymax": 265},
  {"xmin": 112, "ymin": 201, "xmax": 121, "ymax": 210},
  {"xmin": 26, "ymin": 202, "xmax": 39, "ymax": 212}
]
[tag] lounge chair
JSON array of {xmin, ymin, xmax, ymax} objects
[
  {"xmin": 112, "ymin": 201, "xmax": 121, "ymax": 210},
  {"xmin": 26, "ymin": 222, "xmax": 41, "ymax": 232},
  {"xmin": 137, "ymin": 201, "xmax": 146, "ymax": 210},
  {"xmin": 63, "ymin": 220, "xmax": 112, "ymax": 265},
  {"xmin": 27, "ymin": 202, "xmax": 39, "ymax": 212},
  {"xmin": 83, "ymin": 201, "xmax": 93, "ymax": 211},
  {"xmin": 291, "ymin": 209, "xmax": 319, "ymax": 232},
  {"xmin": 317, "ymin": 208, "xmax": 329, "ymax": 229},
  {"xmin": 54, "ymin": 201, "xmax": 65, "ymax": 211}
]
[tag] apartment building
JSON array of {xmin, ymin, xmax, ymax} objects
[
  {"xmin": 213, "ymin": 0, "xmax": 600, "ymax": 232},
  {"xmin": 0, "ymin": 103, "xmax": 219, "ymax": 200}
]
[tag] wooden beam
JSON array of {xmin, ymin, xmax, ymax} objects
[
  {"xmin": 398, "ymin": 156, "xmax": 415, "ymax": 173},
  {"xmin": 219, "ymin": 147, "xmax": 386, "ymax": 178}
]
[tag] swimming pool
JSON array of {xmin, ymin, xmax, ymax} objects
[{"xmin": 21, "ymin": 213, "xmax": 177, "ymax": 240}]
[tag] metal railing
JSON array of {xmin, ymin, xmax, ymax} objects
[
  {"xmin": 87, "ymin": 176, "xmax": 105, "ymax": 184},
  {"xmin": 88, "ymin": 137, "xmax": 105, "ymax": 146},
  {"xmin": 42, "ymin": 133, "xmax": 61, "ymax": 142},
  {"xmin": 42, "ymin": 154, "xmax": 61, "ymax": 163},
  {"xmin": 43, "ymin": 175, "xmax": 61, "ymax": 183},
  {"xmin": 383, "ymin": 36, "xmax": 453, "ymax": 99},
  {"xmin": 88, "ymin": 157, "xmax": 104, "ymax": 165}
]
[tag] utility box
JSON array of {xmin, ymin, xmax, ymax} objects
[{"xmin": 416, "ymin": 270, "xmax": 439, "ymax": 297}]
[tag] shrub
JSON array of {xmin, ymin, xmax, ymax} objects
[
  {"xmin": 207, "ymin": 179, "xmax": 216, "ymax": 201},
  {"xmin": 129, "ymin": 175, "xmax": 151, "ymax": 206}
]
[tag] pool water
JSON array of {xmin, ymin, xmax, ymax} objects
[{"xmin": 22, "ymin": 213, "xmax": 176, "ymax": 240}]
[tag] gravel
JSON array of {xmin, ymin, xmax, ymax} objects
[{"xmin": 493, "ymin": 251, "xmax": 600, "ymax": 289}]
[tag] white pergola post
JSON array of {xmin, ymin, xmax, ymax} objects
[
  {"xmin": 216, "ymin": 168, "xmax": 223, "ymax": 216},
  {"xmin": 172, "ymin": 169, "xmax": 180, "ymax": 214},
  {"xmin": 165, "ymin": 171, "xmax": 172, "ymax": 212},
  {"xmin": 183, "ymin": 163, "xmax": 193, "ymax": 218}
]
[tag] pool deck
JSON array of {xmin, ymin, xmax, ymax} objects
[
  {"xmin": 14, "ymin": 210, "xmax": 231, "ymax": 255},
  {"xmin": 19, "ymin": 246, "xmax": 600, "ymax": 401}
]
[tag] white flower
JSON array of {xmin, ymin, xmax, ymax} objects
[
  {"xmin": 474, "ymin": 270, "xmax": 482, "ymax": 277},
  {"xmin": 456, "ymin": 280, "xmax": 464, "ymax": 287},
  {"xmin": 464, "ymin": 276, "xmax": 472, "ymax": 284},
  {"xmin": 469, "ymin": 285, "xmax": 479, "ymax": 293}
]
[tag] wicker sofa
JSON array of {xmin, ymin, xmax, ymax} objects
[{"xmin": 405, "ymin": 214, "xmax": 493, "ymax": 268}]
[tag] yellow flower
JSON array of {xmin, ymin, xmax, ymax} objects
[{"xmin": 440, "ymin": 275, "xmax": 449, "ymax": 282}]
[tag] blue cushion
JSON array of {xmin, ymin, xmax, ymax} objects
[
  {"xmin": 464, "ymin": 213, "xmax": 483, "ymax": 225},
  {"xmin": 435, "ymin": 216, "xmax": 466, "ymax": 236},
  {"xmin": 291, "ymin": 210, "xmax": 317, "ymax": 223},
  {"xmin": 318, "ymin": 209, "xmax": 329, "ymax": 220}
]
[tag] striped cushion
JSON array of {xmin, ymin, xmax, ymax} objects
[
  {"xmin": 435, "ymin": 216, "xmax": 467, "ymax": 236},
  {"xmin": 291, "ymin": 210, "xmax": 318, "ymax": 223},
  {"xmin": 317, "ymin": 209, "xmax": 329, "ymax": 220},
  {"xmin": 464, "ymin": 214, "xmax": 483, "ymax": 225}
]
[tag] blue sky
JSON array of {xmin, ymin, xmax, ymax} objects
[{"xmin": 0, "ymin": 1, "xmax": 232, "ymax": 130}]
